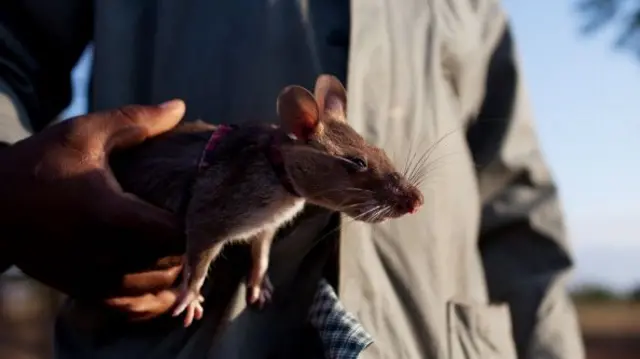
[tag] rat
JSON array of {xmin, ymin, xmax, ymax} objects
[{"xmin": 110, "ymin": 74, "xmax": 424, "ymax": 327}]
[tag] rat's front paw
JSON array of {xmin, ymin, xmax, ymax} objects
[
  {"xmin": 246, "ymin": 274, "xmax": 274, "ymax": 310},
  {"xmin": 172, "ymin": 288, "xmax": 205, "ymax": 327}
]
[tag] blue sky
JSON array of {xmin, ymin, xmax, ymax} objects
[{"xmin": 62, "ymin": 1, "xmax": 640, "ymax": 290}]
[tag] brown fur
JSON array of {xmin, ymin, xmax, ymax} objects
[{"xmin": 110, "ymin": 75, "xmax": 424, "ymax": 327}]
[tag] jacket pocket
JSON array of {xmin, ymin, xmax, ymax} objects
[{"xmin": 447, "ymin": 300, "xmax": 517, "ymax": 359}]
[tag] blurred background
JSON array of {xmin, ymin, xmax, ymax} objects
[{"xmin": 1, "ymin": 1, "xmax": 639, "ymax": 358}]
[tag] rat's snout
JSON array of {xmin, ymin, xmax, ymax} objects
[
  {"xmin": 395, "ymin": 187, "xmax": 424, "ymax": 215},
  {"xmin": 383, "ymin": 173, "xmax": 424, "ymax": 217},
  {"xmin": 404, "ymin": 193, "xmax": 422, "ymax": 214}
]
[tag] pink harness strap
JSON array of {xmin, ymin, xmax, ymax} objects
[
  {"xmin": 194, "ymin": 123, "xmax": 300, "ymax": 197},
  {"xmin": 197, "ymin": 124, "xmax": 235, "ymax": 171}
]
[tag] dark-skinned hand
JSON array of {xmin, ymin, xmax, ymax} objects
[{"xmin": 0, "ymin": 99, "xmax": 188, "ymax": 321}]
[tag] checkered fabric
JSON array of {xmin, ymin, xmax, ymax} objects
[{"xmin": 307, "ymin": 279, "xmax": 374, "ymax": 359}]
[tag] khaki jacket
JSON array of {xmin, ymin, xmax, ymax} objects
[{"xmin": 0, "ymin": 0, "xmax": 584, "ymax": 358}]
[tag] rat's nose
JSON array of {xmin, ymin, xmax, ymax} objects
[
  {"xmin": 408, "ymin": 201, "xmax": 420, "ymax": 214},
  {"xmin": 399, "ymin": 191, "xmax": 423, "ymax": 215},
  {"xmin": 407, "ymin": 197, "xmax": 422, "ymax": 214}
]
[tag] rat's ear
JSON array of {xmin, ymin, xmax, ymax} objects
[
  {"xmin": 314, "ymin": 74, "xmax": 347, "ymax": 121},
  {"xmin": 277, "ymin": 85, "xmax": 321, "ymax": 140}
]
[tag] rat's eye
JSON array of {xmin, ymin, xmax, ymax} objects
[{"xmin": 343, "ymin": 156, "xmax": 368, "ymax": 172}]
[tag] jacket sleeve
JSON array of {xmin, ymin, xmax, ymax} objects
[
  {"xmin": 0, "ymin": 0, "xmax": 93, "ymax": 146},
  {"xmin": 466, "ymin": 10, "xmax": 586, "ymax": 359}
]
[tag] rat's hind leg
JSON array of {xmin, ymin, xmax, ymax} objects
[
  {"xmin": 173, "ymin": 241, "xmax": 224, "ymax": 327},
  {"xmin": 246, "ymin": 229, "xmax": 276, "ymax": 309}
]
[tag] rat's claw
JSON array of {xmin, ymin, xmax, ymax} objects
[
  {"xmin": 262, "ymin": 285, "xmax": 273, "ymax": 303},
  {"xmin": 182, "ymin": 300, "xmax": 204, "ymax": 327},
  {"xmin": 184, "ymin": 301, "xmax": 195, "ymax": 327},
  {"xmin": 248, "ymin": 285, "xmax": 261, "ymax": 304},
  {"xmin": 263, "ymin": 276, "xmax": 274, "ymax": 293},
  {"xmin": 172, "ymin": 288, "xmax": 201, "ymax": 319},
  {"xmin": 246, "ymin": 275, "xmax": 274, "ymax": 309},
  {"xmin": 194, "ymin": 302, "xmax": 204, "ymax": 320}
]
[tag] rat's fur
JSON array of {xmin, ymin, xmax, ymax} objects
[{"xmin": 111, "ymin": 75, "xmax": 423, "ymax": 327}]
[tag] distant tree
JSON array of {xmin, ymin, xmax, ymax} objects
[
  {"xmin": 628, "ymin": 284, "xmax": 640, "ymax": 302},
  {"xmin": 575, "ymin": 0, "xmax": 640, "ymax": 58},
  {"xmin": 571, "ymin": 283, "xmax": 621, "ymax": 303}
]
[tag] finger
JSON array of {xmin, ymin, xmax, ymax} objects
[
  {"xmin": 99, "ymin": 99, "xmax": 186, "ymax": 152},
  {"xmin": 105, "ymin": 291, "xmax": 177, "ymax": 312},
  {"xmin": 105, "ymin": 290, "xmax": 178, "ymax": 321},
  {"xmin": 119, "ymin": 265, "xmax": 183, "ymax": 296}
]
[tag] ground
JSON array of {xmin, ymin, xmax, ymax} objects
[{"xmin": 577, "ymin": 302, "xmax": 640, "ymax": 359}]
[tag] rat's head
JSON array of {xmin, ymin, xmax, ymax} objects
[{"xmin": 277, "ymin": 74, "xmax": 423, "ymax": 223}]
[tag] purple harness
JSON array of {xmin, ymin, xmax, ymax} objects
[{"xmin": 195, "ymin": 124, "xmax": 299, "ymax": 197}]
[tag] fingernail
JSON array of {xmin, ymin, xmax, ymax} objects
[{"xmin": 159, "ymin": 99, "xmax": 184, "ymax": 111}]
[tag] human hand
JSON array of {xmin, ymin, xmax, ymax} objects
[{"xmin": 0, "ymin": 100, "xmax": 187, "ymax": 321}]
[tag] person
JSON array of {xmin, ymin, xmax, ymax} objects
[{"xmin": 0, "ymin": 0, "xmax": 586, "ymax": 358}]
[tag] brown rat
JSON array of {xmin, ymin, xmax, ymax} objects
[{"xmin": 111, "ymin": 75, "xmax": 424, "ymax": 327}]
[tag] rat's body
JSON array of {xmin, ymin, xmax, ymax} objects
[
  {"xmin": 111, "ymin": 75, "xmax": 423, "ymax": 327},
  {"xmin": 113, "ymin": 121, "xmax": 305, "ymax": 325}
]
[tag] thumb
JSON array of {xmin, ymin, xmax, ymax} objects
[{"xmin": 102, "ymin": 99, "xmax": 186, "ymax": 152}]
